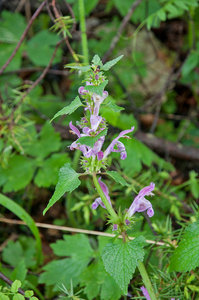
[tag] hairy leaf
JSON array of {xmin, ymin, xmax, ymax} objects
[
  {"xmin": 102, "ymin": 236, "xmax": 145, "ymax": 294},
  {"xmin": 106, "ymin": 100, "xmax": 124, "ymax": 113},
  {"xmin": 86, "ymin": 80, "xmax": 108, "ymax": 97},
  {"xmin": 51, "ymin": 96, "xmax": 83, "ymax": 121},
  {"xmin": 106, "ymin": 170, "xmax": 130, "ymax": 187},
  {"xmin": 65, "ymin": 65, "xmax": 91, "ymax": 72},
  {"xmin": 43, "ymin": 163, "xmax": 81, "ymax": 215},
  {"xmin": 92, "ymin": 54, "xmax": 103, "ymax": 66},
  {"xmin": 169, "ymin": 221, "xmax": 199, "ymax": 272},
  {"xmin": 101, "ymin": 55, "xmax": 123, "ymax": 71},
  {"xmin": 77, "ymin": 128, "xmax": 107, "ymax": 148}
]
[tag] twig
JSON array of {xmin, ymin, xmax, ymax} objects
[
  {"xmin": 102, "ymin": 0, "xmax": 144, "ymax": 63},
  {"xmin": 0, "ymin": 217, "xmax": 170, "ymax": 247},
  {"xmin": 0, "ymin": 1, "xmax": 46, "ymax": 75},
  {"xmin": 1, "ymin": 38, "xmax": 64, "ymax": 121}
]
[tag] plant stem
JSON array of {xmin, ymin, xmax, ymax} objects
[
  {"xmin": 138, "ymin": 261, "xmax": 157, "ymax": 300},
  {"xmin": 78, "ymin": 0, "xmax": 89, "ymax": 64},
  {"xmin": 92, "ymin": 174, "xmax": 118, "ymax": 222}
]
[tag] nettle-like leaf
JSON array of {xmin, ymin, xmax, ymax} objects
[
  {"xmin": 65, "ymin": 65, "xmax": 91, "ymax": 72},
  {"xmin": 86, "ymin": 80, "xmax": 108, "ymax": 97},
  {"xmin": 101, "ymin": 55, "xmax": 123, "ymax": 71},
  {"xmin": 51, "ymin": 96, "xmax": 83, "ymax": 121},
  {"xmin": 43, "ymin": 163, "xmax": 81, "ymax": 215},
  {"xmin": 169, "ymin": 221, "xmax": 199, "ymax": 272},
  {"xmin": 77, "ymin": 128, "xmax": 107, "ymax": 148},
  {"xmin": 92, "ymin": 54, "xmax": 103, "ymax": 66},
  {"xmin": 106, "ymin": 170, "xmax": 130, "ymax": 187},
  {"xmin": 106, "ymin": 100, "xmax": 124, "ymax": 113},
  {"xmin": 39, "ymin": 234, "xmax": 94, "ymax": 291},
  {"xmin": 101, "ymin": 236, "xmax": 145, "ymax": 294}
]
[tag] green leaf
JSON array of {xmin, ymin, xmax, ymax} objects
[
  {"xmin": 0, "ymin": 194, "xmax": 42, "ymax": 266},
  {"xmin": 13, "ymin": 294, "xmax": 24, "ymax": 300},
  {"xmin": 39, "ymin": 234, "xmax": 94, "ymax": 291},
  {"xmin": 65, "ymin": 65, "xmax": 91, "ymax": 72},
  {"xmin": 43, "ymin": 163, "xmax": 81, "ymax": 215},
  {"xmin": 11, "ymin": 280, "xmax": 21, "ymax": 293},
  {"xmin": 24, "ymin": 290, "xmax": 34, "ymax": 298},
  {"xmin": 34, "ymin": 153, "xmax": 69, "ymax": 188},
  {"xmin": 182, "ymin": 51, "xmax": 199, "ymax": 77},
  {"xmin": 106, "ymin": 171, "xmax": 130, "ymax": 187},
  {"xmin": 25, "ymin": 122, "xmax": 61, "ymax": 159},
  {"xmin": 101, "ymin": 236, "xmax": 145, "ymax": 294},
  {"xmin": 26, "ymin": 29, "xmax": 62, "ymax": 67},
  {"xmin": 51, "ymin": 234, "xmax": 94, "ymax": 258},
  {"xmin": 101, "ymin": 273, "xmax": 123, "ymax": 300},
  {"xmin": 1, "ymin": 155, "xmax": 35, "ymax": 192},
  {"xmin": 106, "ymin": 100, "xmax": 124, "ymax": 113},
  {"xmin": 157, "ymin": 9, "xmax": 166, "ymax": 21},
  {"xmin": 0, "ymin": 11, "xmax": 26, "ymax": 43},
  {"xmin": 11, "ymin": 260, "xmax": 27, "ymax": 282},
  {"xmin": 0, "ymin": 44, "xmax": 24, "ymax": 71},
  {"xmin": 86, "ymin": 80, "xmax": 108, "ymax": 97},
  {"xmin": 51, "ymin": 96, "xmax": 83, "ymax": 121},
  {"xmin": 169, "ymin": 221, "xmax": 199, "ymax": 272},
  {"xmin": 189, "ymin": 171, "xmax": 199, "ymax": 199},
  {"xmin": 101, "ymin": 55, "xmax": 123, "ymax": 71},
  {"xmin": 0, "ymin": 293, "xmax": 10, "ymax": 300},
  {"xmin": 77, "ymin": 128, "xmax": 107, "ymax": 148},
  {"xmin": 92, "ymin": 54, "xmax": 103, "ymax": 66}
]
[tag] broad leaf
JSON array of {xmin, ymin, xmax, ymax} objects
[
  {"xmin": 77, "ymin": 128, "xmax": 107, "ymax": 148},
  {"xmin": 39, "ymin": 234, "xmax": 94, "ymax": 291},
  {"xmin": 86, "ymin": 80, "xmax": 108, "ymax": 97},
  {"xmin": 0, "ymin": 293, "xmax": 9, "ymax": 300},
  {"xmin": 101, "ymin": 55, "xmax": 123, "ymax": 71},
  {"xmin": 43, "ymin": 163, "xmax": 81, "ymax": 215},
  {"xmin": 101, "ymin": 236, "xmax": 145, "ymax": 294},
  {"xmin": 11, "ymin": 280, "xmax": 21, "ymax": 293},
  {"xmin": 106, "ymin": 170, "xmax": 130, "ymax": 187},
  {"xmin": 51, "ymin": 96, "xmax": 83, "ymax": 121},
  {"xmin": 169, "ymin": 221, "xmax": 199, "ymax": 272},
  {"xmin": 182, "ymin": 51, "xmax": 199, "ymax": 77}
]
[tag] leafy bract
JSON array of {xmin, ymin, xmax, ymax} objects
[
  {"xmin": 101, "ymin": 236, "xmax": 145, "ymax": 294},
  {"xmin": 86, "ymin": 80, "xmax": 108, "ymax": 97},
  {"xmin": 169, "ymin": 221, "xmax": 199, "ymax": 272},
  {"xmin": 65, "ymin": 65, "xmax": 91, "ymax": 72},
  {"xmin": 106, "ymin": 100, "xmax": 124, "ymax": 113},
  {"xmin": 77, "ymin": 128, "xmax": 107, "ymax": 148},
  {"xmin": 101, "ymin": 55, "xmax": 123, "ymax": 71},
  {"xmin": 92, "ymin": 54, "xmax": 103, "ymax": 66},
  {"xmin": 51, "ymin": 96, "xmax": 83, "ymax": 121},
  {"xmin": 43, "ymin": 163, "xmax": 81, "ymax": 215},
  {"xmin": 106, "ymin": 170, "xmax": 130, "ymax": 187}
]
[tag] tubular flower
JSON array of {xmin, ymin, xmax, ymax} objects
[
  {"xmin": 93, "ymin": 91, "xmax": 108, "ymax": 116},
  {"xmin": 91, "ymin": 177, "xmax": 112, "ymax": 209},
  {"xmin": 103, "ymin": 127, "xmax": 135, "ymax": 160},
  {"xmin": 128, "ymin": 183, "xmax": 155, "ymax": 218}
]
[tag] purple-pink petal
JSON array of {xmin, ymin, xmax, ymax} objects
[
  {"xmin": 140, "ymin": 286, "xmax": 151, "ymax": 300},
  {"xmin": 112, "ymin": 224, "xmax": 118, "ymax": 231},
  {"xmin": 69, "ymin": 121, "xmax": 81, "ymax": 138},
  {"xmin": 125, "ymin": 219, "xmax": 130, "ymax": 226},
  {"xmin": 97, "ymin": 151, "xmax": 104, "ymax": 160},
  {"xmin": 139, "ymin": 182, "xmax": 155, "ymax": 198},
  {"xmin": 90, "ymin": 115, "xmax": 102, "ymax": 132}
]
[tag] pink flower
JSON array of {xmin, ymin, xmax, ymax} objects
[
  {"xmin": 128, "ymin": 183, "xmax": 155, "ymax": 218},
  {"xmin": 91, "ymin": 177, "xmax": 112, "ymax": 209}
]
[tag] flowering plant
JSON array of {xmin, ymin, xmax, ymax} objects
[{"xmin": 43, "ymin": 55, "xmax": 158, "ymax": 299}]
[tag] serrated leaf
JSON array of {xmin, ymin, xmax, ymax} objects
[
  {"xmin": 51, "ymin": 96, "xmax": 83, "ymax": 121},
  {"xmin": 77, "ymin": 128, "xmax": 107, "ymax": 148},
  {"xmin": 106, "ymin": 171, "xmax": 130, "ymax": 187},
  {"xmin": 65, "ymin": 65, "xmax": 91, "ymax": 72},
  {"xmin": 86, "ymin": 80, "xmax": 108, "ymax": 97},
  {"xmin": 169, "ymin": 221, "xmax": 199, "ymax": 272},
  {"xmin": 101, "ymin": 55, "xmax": 123, "ymax": 71},
  {"xmin": 11, "ymin": 280, "xmax": 21, "ymax": 293},
  {"xmin": 43, "ymin": 163, "xmax": 81, "ymax": 215},
  {"xmin": 92, "ymin": 54, "xmax": 103, "ymax": 66},
  {"xmin": 106, "ymin": 101, "xmax": 124, "ymax": 113},
  {"xmin": 101, "ymin": 236, "xmax": 145, "ymax": 294}
]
